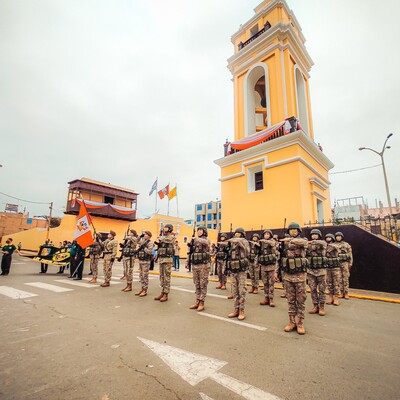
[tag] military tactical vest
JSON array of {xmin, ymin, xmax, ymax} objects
[
  {"xmin": 137, "ymin": 240, "xmax": 152, "ymax": 261},
  {"xmin": 157, "ymin": 237, "xmax": 174, "ymax": 258},
  {"xmin": 307, "ymin": 240, "xmax": 327, "ymax": 269},
  {"xmin": 226, "ymin": 239, "xmax": 249, "ymax": 273},
  {"xmin": 89, "ymin": 241, "xmax": 102, "ymax": 257},
  {"xmin": 325, "ymin": 243, "xmax": 340, "ymax": 268},
  {"xmin": 190, "ymin": 238, "xmax": 210, "ymax": 265},
  {"xmin": 249, "ymin": 241, "xmax": 260, "ymax": 262},
  {"xmin": 122, "ymin": 236, "xmax": 137, "ymax": 257},
  {"xmin": 281, "ymin": 237, "xmax": 308, "ymax": 274},
  {"xmin": 258, "ymin": 239, "xmax": 277, "ymax": 266}
]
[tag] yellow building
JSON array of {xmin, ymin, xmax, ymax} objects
[{"xmin": 215, "ymin": 0, "xmax": 334, "ymax": 231}]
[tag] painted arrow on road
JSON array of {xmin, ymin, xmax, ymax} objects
[{"xmin": 138, "ymin": 337, "xmax": 281, "ymax": 400}]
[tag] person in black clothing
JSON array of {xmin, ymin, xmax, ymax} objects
[{"xmin": 1, "ymin": 238, "xmax": 21, "ymax": 275}]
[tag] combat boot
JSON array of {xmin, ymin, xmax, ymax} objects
[
  {"xmin": 248, "ymin": 287, "xmax": 254, "ymax": 294},
  {"xmin": 333, "ymin": 295, "xmax": 339, "ymax": 306},
  {"xmin": 197, "ymin": 301, "xmax": 205, "ymax": 312},
  {"xmin": 154, "ymin": 293, "xmax": 164, "ymax": 301},
  {"xmin": 160, "ymin": 293, "xmax": 168, "ymax": 302},
  {"xmin": 326, "ymin": 295, "xmax": 333, "ymax": 305},
  {"xmin": 284, "ymin": 316, "xmax": 297, "ymax": 332},
  {"xmin": 227, "ymin": 293, "xmax": 234, "ymax": 299},
  {"xmin": 280, "ymin": 292, "xmax": 287, "ymax": 298},
  {"xmin": 318, "ymin": 304, "xmax": 326, "ymax": 316},
  {"xmin": 228, "ymin": 309, "xmax": 239, "ymax": 318},
  {"xmin": 260, "ymin": 298, "xmax": 269, "ymax": 306},
  {"xmin": 253, "ymin": 287, "xmax": 259, "ymax": 294},
  {"xmin": 216, "ymin": 284, "xmax": 222, "ymax": 289},
  {"xmin": 189, "ymin": 300, "xmax": 200, "ymax": 310},
  {"xmin": 338, "ymin": 293, "xmax": 344, "ymax": 298},
  {"xmin": 238, "ymin": 309, "xmax": 245, "ymax": 320},
  {"xmin": 296, "ymin": 318, "xmax": 306, "ymax": 335},
  {"xmin": 89, "ymin": 278, "xmax": 97, "ymax": 283},
  {"xmin": 123, "ymin": 284, "xmax": 132, "ymax": 292},
  {"xmin": 135, "ymin": 289, "xmax": 144, "ymax": 296},
  {"xmin": 309, "ymin": 304, "xmax": 319, "ymax": 314},
  {"xmin": 100, "ymin": 282, "xmax": 110, "ymax": 287},
  {"xmin": 221, "ymin": 285, "xmax": 226, "ymax": 290},
  {"xmin": 269, "ymin": 299, "xmax": 275, "ymax": 307},
  {"xmin": 344, "ymin": 293, "xmax": 350, "ymax": 299},
  {"xmin": 139, "ymin": 290, "xmax": 147, "ymax": 297}
]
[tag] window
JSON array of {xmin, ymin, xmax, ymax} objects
[
  {"xmin": 207, "ymin": 202, "xmax": 212, "ymax": 209},
  {"xmin": 295, "ymin": 66, "xmax": 309, "ymax": 134},
  {"xmin": 218, "ymin": 212, "xmax": 221, "ymax": 220},
  {"xmin": 218, "ymin": 202, "xmax": 221, "ymax": 209},
  {"xmin": 250, "ymin": 24, "xmax": 259, "ymax": 37},
  {"xmin": 207, "ymin": 224, "xmax": 212, "ymax": 229},
  {"xmin": 207, "ymin": 214, "xmax": 212, "ymax": 221},
  {"xmin": 197, "ymin": 205, "xmax": 202, "ymax": 211},
  {"xmin": 104, "ymin": 196, "xmax": 114, "ymax": 204},
  {"xmin": 213, "ymin": 214, "xmax": 217, "ymax": 219},
  {"xmin": 255, "ymin": 171, "xmax": 263, "ymax": 191},
  {"xmin": 202, "ymin": 215, "xmax": 205, "ymax": 221},
  {"xmin": 196, "ymin": 215, "xmax": 201, "ymax": 222},
  {"xmin": 213, "ymin": 224, "xmax": 217, "ymax": 229}
]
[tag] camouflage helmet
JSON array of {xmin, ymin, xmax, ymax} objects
[
  {"xmin": 251, "ymin": 233, "xmax": 260, "ymax": 240},
  {"xmin": 197, "ymin": 225, "xmax": 208, "ymax": 236},
  {"xmin": 287, "ymin": 222, "xmax": 302, "ymax": 233},
  {"xmin": 263, "ymin": 229, "xmax": 273, "ymax": 238},
  {"xmin": 164, "ymin": 224, "xmax": 173, "ymax": 232},
  {"xmin": 335, "ymin": 231, "xmax": 344, "ymax": 238},
  {"xmin": 310, "ymin": 229, "xmax": 322, "ymax": 238},
  {"xmin": 220, "ymin": 232, "xmax": 228, "ymax": 239},
  {"xmin": 234, "ymin": 227, "xmax": 246, "ymax": 237},
  {"xmin": 325, "ymin": 233, "xmax": 335, "ymax": 241}
]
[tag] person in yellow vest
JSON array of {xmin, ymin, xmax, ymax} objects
[{"xmin": 100, "ymin": 230, "xmax": 118, "ymax": 287}]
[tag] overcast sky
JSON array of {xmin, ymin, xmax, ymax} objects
[{"xmin": 1, "ymin": 0, "xmax": 399, "ymax": 220}]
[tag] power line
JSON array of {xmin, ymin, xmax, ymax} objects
[
  {"xmin": 0, "ymin": 191, "xmax": 51, "ymax": 205},
  {"xmin": 329, "ymin": 164, "xmax": 381, "ymax": 175}
]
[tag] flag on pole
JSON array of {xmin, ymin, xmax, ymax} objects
[
  {"xmin": 73, "ymin": 202, "xmax": 94, "ymax": 249},
  {"xmin": 149, "ymin": 179, "xmax": 158, "ymax": 196},
  {"xmin": 158, "ymin": 184, "xmax": 169, "ymax": 199},
  {"xmin": 168, "ymin": 186, "xmax": 177, "ymax": 200}
]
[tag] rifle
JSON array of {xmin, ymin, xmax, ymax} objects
[
  {"xmin": 118, "ymin": 224, "xmax": 130, "ymax": 262},
  {"xmin": 277, "ymin": 218, "xmax": 287, "ymax": 282},
  {"xmin": 186, "ymin": 225, "xmax": 196, "ymax": 271}
]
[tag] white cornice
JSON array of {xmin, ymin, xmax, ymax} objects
[
  {"xmin": 311, "ymin": 190, "xmax": 327, "ymax": 201},
  {"xmin": 309, "ymin": 177, "xmax": 329, "ymax": 190},
  {"xmin": 214, "ymin": 130, "xmax": 334, "ymax": 174},
  {"xmin": 232, "ymin": 0, "xmax": 305, "ymax": 45},
  {"xmin": 227, "ymin": 22, "xmax": 313, "ymax": 75}
]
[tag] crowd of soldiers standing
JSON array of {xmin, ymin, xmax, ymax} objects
[{"xmin": 85, "ymin": 222, "xmax": 352, "ymax": 336}]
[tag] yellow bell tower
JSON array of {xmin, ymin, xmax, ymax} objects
[{"xmin": 215, "ymin": 0, "xmax": 334, "ymax": 231}]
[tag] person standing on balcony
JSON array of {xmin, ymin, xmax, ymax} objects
[
  {"xmin": 100, "ymin": 230, "xmax": 118, "ymax": 287},
  {"xmin": 335, "ymin": 232, "xmax": 353, "ymax": 299}
]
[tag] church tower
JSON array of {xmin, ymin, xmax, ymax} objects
[{"xmin": 215, "ymin": 0, "xmax": 334, "ymax": 231}]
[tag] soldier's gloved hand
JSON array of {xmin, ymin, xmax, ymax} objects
[
  {"xmin": 117, "ymin": 257, "xmax": 122, "ymax": 262},
  {"xmin": 111, "ymin": 258, "xmax": 115, "ymax": 263},
  {"xmin": 349, "ymin": 264, "xmax": 352, "ymax": 270}
]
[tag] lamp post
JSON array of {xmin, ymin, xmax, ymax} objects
[{"xmin": 359, "ymin": 134, "xmax": 394, "ymax": 240}]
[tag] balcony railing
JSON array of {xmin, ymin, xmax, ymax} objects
[{"xmin": 238, "ymin": 21, "xmax": 272, "ymax": 51}]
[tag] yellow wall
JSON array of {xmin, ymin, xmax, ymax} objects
[{"xmin": 8, "ymin": 214, "xmax": 218, "ymax": 252}]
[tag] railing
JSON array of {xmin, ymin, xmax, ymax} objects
[{"xmin": 238, "ymin": 22, "xmax": 272, "ymax": 51}]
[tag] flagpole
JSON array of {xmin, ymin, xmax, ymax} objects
[
  {"xmin": 155, "ymin": 177, "xmax": 158, "ymax": 214},
  {"xmin": 176, "ymin": 183, "xmax": 179, "ymax": 218}
]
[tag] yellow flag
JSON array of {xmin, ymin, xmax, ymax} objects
[{"xmin": 168, "ymin": 186, "xmax": 177, "ymax": 200}]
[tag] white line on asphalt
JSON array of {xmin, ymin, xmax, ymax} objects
[
  {"xmin": 10, "ymin": 331, "xmax": 57, "ymax": 344},
  {"xmin": 199, "ymin": 393, "xmax": 215, "ymax": 400},
  {"xmin": 170, "ymin": 286, "xmax": 227, "ymax": 299},
  {"xmin": 12, "ymin": 262, "xmax": 26, "ymax": 265},
  {"xmin": 0, "ymin": 286, "xmax": 38, "ymax": 299},
  {"xmin": 198, "ymin": 312, "xmax": 267, "ymax": 331},
  {"xmin": 54, "ymin": 279, "xmax": 96, "ymax": 288},
  {"xmin": 25, "ymin": 282, "xmax": 74, "ymax": 293}
]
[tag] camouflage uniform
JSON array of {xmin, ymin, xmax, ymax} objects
[
  {"xmin": 248, "ymin": 240, "xmax": 260, "ymax": 292},
  {"xmin": 137, "ymin": 237, "xmax": 154, "ymax": 291},
  {"xmin": 336, "ymin": 240, "xmax": 353, "ymax": 296},
  {"xmin": 215, "ymin": 241, "xmax": 228, "ymax": 287},
  {"xmin": 259, "ymin": 238, "xmax": 278, "ymax": 302},
  {"xmin": 226, "ymin": 237, "xmax": 250, "ymax": 311},
  {"xmin": 281, "ymin": 237, "xmax": 308, "ymax": 319},
  {"xmin": 89, "ymin": 239, "xmax": 103, "ymax": 279},
  {"xmin": 307, "ymin": 239, "xmax": 327, "ymax": 307},
  {"xmin": 326, "ymin": 242, "xmax": 341, "ymax": 296},
  {"xmin": 102, "ymin": 238, "xmax": 118, "ymax": 283},
  {"xmin": 157, "ymin": 234, "xmax": 175, "ymax": 294},
  {"xmin": 190, "ymin": 236, "xmax": 211, "ymax": 301},
  {"xmin": 122, "ymin": 236, "xmax": 138, "ymax": 285}
]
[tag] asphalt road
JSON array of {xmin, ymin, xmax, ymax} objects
[{"xmin": 0, "ymin": 256, "xmax": 399, "ymax": 400}]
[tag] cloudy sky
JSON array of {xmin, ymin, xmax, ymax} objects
[{"xmin": 1, "ymin": 0, "xmax": 399, "ymax": 220}]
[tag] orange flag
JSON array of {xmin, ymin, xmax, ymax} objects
[
  {"xmin": 168, "ymin": 186, "xmax": 177, "ymax": 200},
  {"xmin": 73, "ymin": 201, "xmax": 94, "ymax": 249}
]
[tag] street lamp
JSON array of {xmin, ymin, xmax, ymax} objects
[{"xmin": 359, "ymin": 133, "xmax": 394, "ymax": 217}]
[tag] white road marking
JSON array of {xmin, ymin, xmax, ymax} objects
[
  {"xmin": 54, "ymin": 279, "xmax": 96, "ymax": 288},
  {"xmin": 170, "ymin": 286, "xmax": 227, "ymax": 299},
  {"xmin": 25, "ymin": 282, "xmax": 74, "ymax": 293},
  {"xmin": 198, "ymin": 312, "xmax": 267, "ymax": 331},
  {"xmin": 199, "ymin": 393, "xmax": 215, "ymax": 400},
  {"xmin": 138, "ymin": 337, "xmax": 281, "ymax": 400},
  {"xmin": 12, "ymin": 262, "xmax": 26, "ymax": 265},
  {"xmin": 10, "ymin": 331, "xmax": 57, "ymax": 344},
  {"xmin": 0, "ymin": 286, "xmax": 38, "ymax": 299}
]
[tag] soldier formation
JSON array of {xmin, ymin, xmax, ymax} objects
[{"xmin": 84, "ymin": 222, "xmax": 352, "ymax": 336}]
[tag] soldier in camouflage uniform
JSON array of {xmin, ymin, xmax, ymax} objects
[
  {"xmin": 335, "ymin": 232, "xmax": 353, "ymax": 299},
  {"xmin": 120, "ymin": 229, "xmax": 139, "ymax": 292},
  {"xmin": 189, "ymin": 226, "xmax": 211, "ymax": 312},
  {"xmin": 325, "ymin": 234, "xmax": 341, "ymax": 306},
  {"xmin": 215, "ymin": 233, "xmax": 228, "ymax": 290},
  {"xmin": 248, "ymin": 233, "xmax": 261, "ymax": 294},
  {"xmin": 280, "ymin": 222, "xmax": 308, "ymax": 335},
  {"xmin": 259, "ymin": 230, "xmax": 278, "ymax": 307},
  {"xmin": 226, "ymin": 227, "xmax": 250, "ymax": 321},
  {"xmin": 307, "ymin": 229, "xmax": 327, "ymax": 316},
  {"xmin": 154, "ymin": 224, "xmax": 175, "ymax": 302},
  {"xmin": 100, "ymin": 230, "xmax": 118, "ymax": 287},
  {"xmin": 135, "ymin": 231, "xmax": 154, "ymax": 297},
  {"xmin": 88, "ymin": 233, "xmax": 103, "ymax": 283}
]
